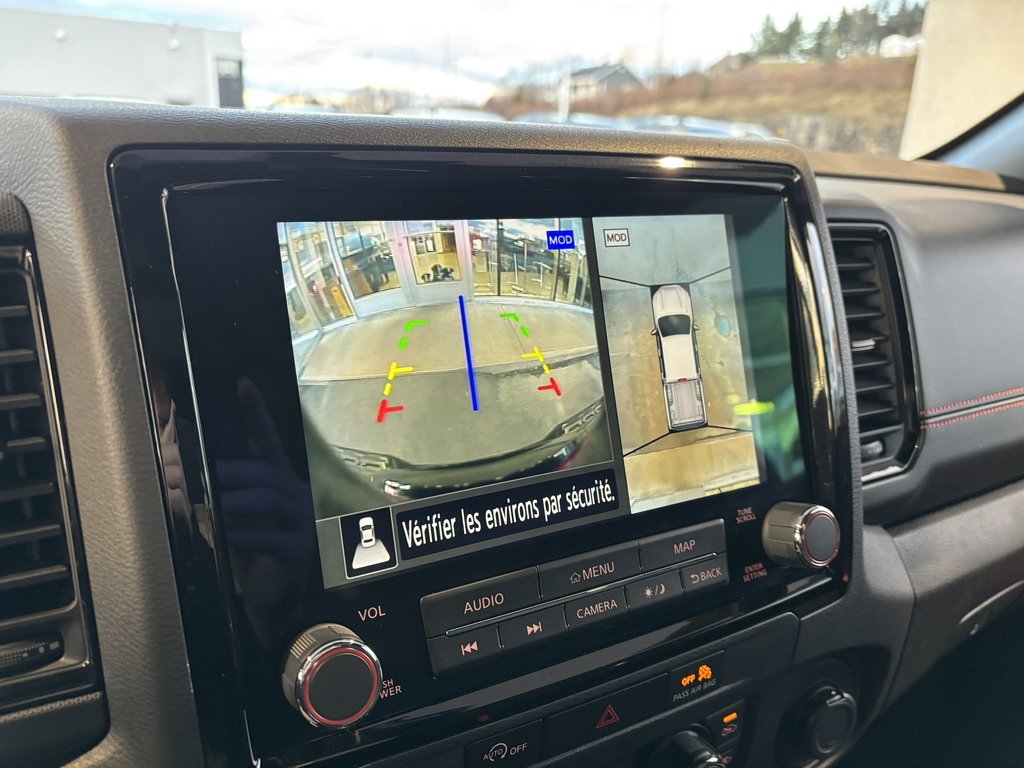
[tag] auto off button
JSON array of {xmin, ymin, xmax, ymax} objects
[
  {"xmin": 467, "ymin": 720, "xmax": 543, "ymax": 767},
  {"xmin": 420, "ymin": 568, "xmax": 539, "ymax": 637},
  {"xmin": 539, "ymin": 543, "xmax": 639, "ymax": 599}
]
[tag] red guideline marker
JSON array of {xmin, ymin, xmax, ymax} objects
[
  {"xmin": 377, "ymin": 399, "xmax": 404, "ymax": 423},
  {"xmin": 538, "ymin": 377, "xmax": 562, "ymax": 397}
]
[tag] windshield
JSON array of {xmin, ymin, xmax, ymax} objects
[
  {"xmin": 658, "ymin": 315, "xmax": 692, "ymax": 337},
  {"xmin": 0, "ymin": 1, "xmax": 1017, "ymax": 159}
]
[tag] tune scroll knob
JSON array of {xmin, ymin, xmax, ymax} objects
[
  {"xmin": 282, "ymin": 623, "xmax": 382, "ymax": 728},
  {"xmin": 762, "ymin": 502, "xmax": 840, "ymax": 569}
]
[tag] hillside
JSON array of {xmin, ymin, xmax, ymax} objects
[{"xmin": 571, "ymin": 57, "xmax": 915, "ymax": 156}]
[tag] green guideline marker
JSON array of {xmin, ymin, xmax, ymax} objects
[
  {"xmin": 398, "ymin": 319, "xmax": 429, "ymax": 350},
  {"xmin": 501, "ymin": 312, "xmax": 530, "ymax": 337}
]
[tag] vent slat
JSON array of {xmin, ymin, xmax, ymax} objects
[
  {"xmin": 0, "ymin": 304, "xmax": 30, "ymax": 319},
  {"xmin": 852, "ymin": 354, "xmax": 890, "ymax": 371},
  {"xmin": 0, "ymin": 392, "xmax": 42, "ymax": 411},
  {"xmin": 836, "ymin": 260, "xmax": 873, "ymax": 271},
  {"xmin": 0, "ymin": 522, "xmax": 63, "ymax": 548},
  {"xmin": 845, "ymin": 308, "xmax": 885, "ymax": 322},
  {"xmin": 831, "ymin": 224, "xmax": 917, "ymax": 482},
  {"xmin": 0, "ymin": 480, "xmax": 55, "ymax": 503},
  {"xmin": 860, "ymin": 424, "xmax": 904, "ymax": 440},
  {"xmin": 0, "ymin": 564, "xmax": 70, "ymax": 593},
  {"xmin": 855, "ymin": 376, "xmax": 895, "ymax": 396},
  {"xmin": 841, "ymin": 283, "xmax": 880, "ymax": 296},
  {"xmin": 0, "ymin": 348, "xmax": 36, "ymax": 365},
  {"xmin": 3, "ymin": 435, "xmax": 49, "ymax": 455},
  {"xmin": 0, "ymin": 266, "xmax": 77, "ymax": 627}
]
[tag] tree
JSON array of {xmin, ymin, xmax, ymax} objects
[
  {"xmin": 780, "ymin": 14, "xmax": 805, "ymax": 56},
  {"xmin": 750, "ymin": 15, "xmax": 782, "ymax": 57}
]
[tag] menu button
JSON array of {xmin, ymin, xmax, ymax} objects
[{"xmin": 539, "ymin": 543, "xmax": 640, "ymax": 599}]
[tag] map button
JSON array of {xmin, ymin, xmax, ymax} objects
[{"xmin": 638, "ymin": 519, "xmax": 726, "ymax": 571}]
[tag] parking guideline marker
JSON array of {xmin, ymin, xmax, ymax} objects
[{"xmin": 459, "ymin": 295, "xmax": 480, "ymax": 412}]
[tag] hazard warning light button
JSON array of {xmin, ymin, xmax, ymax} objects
[{"xmin": 543, "ymin": 676, "xmax": 666, "ymax": 757}]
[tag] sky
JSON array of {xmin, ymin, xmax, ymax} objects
[{"xmin": 2, "ymin": 0, "xmax": 854, "ymax": 104}]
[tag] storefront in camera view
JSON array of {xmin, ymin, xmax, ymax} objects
[{"xmin": 279, "ymin": 218, "xmax": 592, "ymax": 338}]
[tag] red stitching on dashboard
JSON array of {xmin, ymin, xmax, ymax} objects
[
  {"xmin": 921, "ymin": 400, "xmax": 1024, "ymax": 429},
  {"xmin": 920, "ymin": 386, "xmax": 1024, "ymax": 416}
]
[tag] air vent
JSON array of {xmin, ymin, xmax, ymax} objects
[
  {"xmin": 830, "ymin": 223, "xmax": 918, "ymax": 481},
  {"xmin": 0, "ymin": 265, "xmax": 72, "ymax": 622}
]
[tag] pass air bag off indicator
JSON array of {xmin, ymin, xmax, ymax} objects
[{"xmin": 668, "ymin": 652, "xmax": 725, "ymax": 706}]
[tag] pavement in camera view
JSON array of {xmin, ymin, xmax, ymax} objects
[{"xmin": 297, "ymin": 300, "xmax": 611, "ymax": 466}]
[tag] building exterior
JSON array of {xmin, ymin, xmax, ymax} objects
[
  {"xmin": 879, "ymin": 33, "xmax": 924, "ymax": 58},
  {"xmin": 0, "ymin": 8, "xmax": 244, "ymax": 107},
  {"xmin": 570, "ymin": 63, "xmax": 643, "ymax": 101},
  {"xmin": 279, "ymin": 219, "xmax": 592, "ymax": 337}
]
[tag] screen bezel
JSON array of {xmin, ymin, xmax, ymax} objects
[{"xmin": 110, "ymin": 147, "xmax": 851, "ymax": 763}]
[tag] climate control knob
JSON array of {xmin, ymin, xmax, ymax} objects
[
  {"xmin": 281, "ymin": 623, "xmax": 381, "ymax": 728},
  {"xmin": 762, "ymin": 502, "xmax": 840, "ymax": 569}
]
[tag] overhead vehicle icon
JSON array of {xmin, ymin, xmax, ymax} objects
[
  {"xmin": 651, "ymin": 285, "xmax": 707, "ymax": 431},
  {"xmin": 350, "ymin": 515, "xmax": 392, "ymax": 571}
]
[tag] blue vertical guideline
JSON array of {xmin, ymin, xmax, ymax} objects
[{"xmin": 458, "ymin": 295, "xmax": 480, "ymax": 412}]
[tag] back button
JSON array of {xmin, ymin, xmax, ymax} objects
[{"xmin": 467, "ymin": 721, "xmax": 542, "ymax": 767}]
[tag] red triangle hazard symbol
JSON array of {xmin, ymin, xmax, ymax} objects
[{"xmin": 595, "ymin": 703, "xmax": 621, "ymax": 730}]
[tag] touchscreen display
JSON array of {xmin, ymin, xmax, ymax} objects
[{"xmin": 278, "ymin": 213, "xmax": 782, "ymax": 587}]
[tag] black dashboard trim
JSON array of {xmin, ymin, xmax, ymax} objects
[{"xmin": 109, "ymin": 145, "xmax": 852, "ymax": 766}]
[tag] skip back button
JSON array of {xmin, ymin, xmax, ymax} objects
[{"xmin": 427, "ymin": 626, "xmax": 501, "ymax": 675}]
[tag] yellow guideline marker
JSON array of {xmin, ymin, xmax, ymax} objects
[
  {"xmin": 383, "ymin": 382, "xmax": 393, "ymax": 396},
  {"xmin": 521, "ymin": 346, "xmax": 545, "ymax": 362},
  {"xmin": 733, "ymin": 400, "xmax": 775, "ymax": 416},
  {"xmin": 542, "ymin": 364, "xmax": 552, "ymax": 375},
  {"xmin": 387, "ymin": 361, "xmax": 415, "ymax": 380}
]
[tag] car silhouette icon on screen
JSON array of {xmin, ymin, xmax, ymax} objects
[
  {"xmin": 651, "ymin": 285, "xmax": 707, "ymax": 431},
  {"xmin": 359, "ymin": 516, "xmax": 377, "ymax": 548}
]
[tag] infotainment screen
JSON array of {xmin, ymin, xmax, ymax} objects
[{"xmin": 278, "ymin": 210, "xmax": 787, "ymax": 588}]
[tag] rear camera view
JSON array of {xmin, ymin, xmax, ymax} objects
[
  {"xmin": 594, "ymin": 215, "xmax": 762, "ymax": 513},
  {"xmin": 278, "ymin": 219, "xmax": 612, "ymax": 518}
]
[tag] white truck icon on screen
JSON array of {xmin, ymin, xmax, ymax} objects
[{"xmin": 651, "ymin": 285, "xmax": 707, "ymax": 432}]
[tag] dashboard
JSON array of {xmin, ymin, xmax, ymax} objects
[{"xmin": 0, "ymin": 99, "xmax": 1022, "ymax": 768}]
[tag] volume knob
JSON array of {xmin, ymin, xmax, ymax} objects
[
  {"xmin": 762, "ymin": 502, "xmax": 840, "ymax": 569},
  {"xmin": 282, "ymin": 624, "xmax": 381, "ymax": 728}
]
